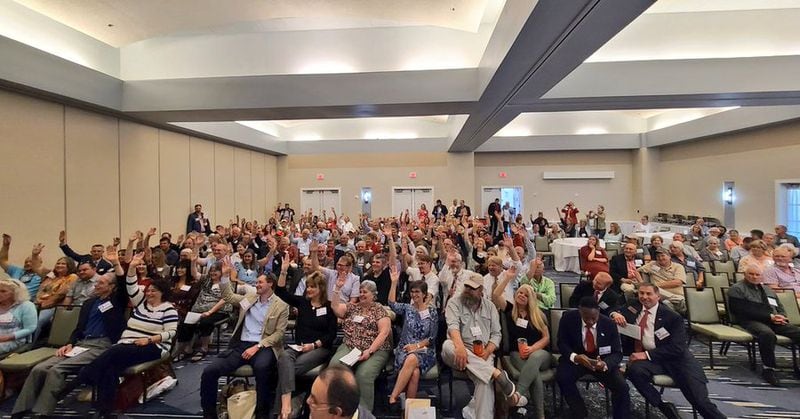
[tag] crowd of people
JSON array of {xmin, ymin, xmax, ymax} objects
[{"xmin": 0, "ymin": 200, "xmax": 799, "ymax": 419}]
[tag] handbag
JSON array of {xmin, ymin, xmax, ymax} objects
[{"xmin": 227, "ymin": 389, "xmax": 257, "ymax": 419}]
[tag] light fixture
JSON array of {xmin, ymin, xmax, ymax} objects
[{"xmin": 723, "ymin": 187, "xmax": 735, "ymax": 205}]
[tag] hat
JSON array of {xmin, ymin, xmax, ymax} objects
[
  {"xmin": 463, "ymin": 274, "xmax": 483, "ymax": 289},
  {"xmin": 655, "ymin": 248, "xmax": 669, "ymax": 256}
]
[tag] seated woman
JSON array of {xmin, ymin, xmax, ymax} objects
[
  {"xmin": 699, "ymin": 237, "xmax": 729, "ymax": 264},
  {"xmin": 738, "ymin": 239, "xmax": 774, "ymax": 273},
  {"xmin": 492, "ymin": 266, "xmax": 550, "ymax": 419},
  {"xmin": 0, "ymin": 278, "xmax": 37, "ymax": 357},
  {"xmin": 30, "ymin": 249, "xmax": 77, "ymax": 341},
  {"xmin": 576, "ymin": 220, "xmax": 590, "ymax": 238},
  {"xmin": 330, "ymin": 279, "xmax": 391, "ymax": 411},
  {"xmin": 386, "ymin": 267, "xmax": 437, "ymax": 411},
  {"xmin": 547, "ymin": 224, "xmax": 565, "ymax": 242},
  {"xmin": 578, "ymin": 236, "xmax": 609, "ymax": 279},
  {"xmin": 232, "ymin": 249, "xmax": 260, "ymax": 288},
  {"xmin": 644, "ymin": 235, "xmax": 666, "ymax": 261},
  {"xmin": 168, "ymin": 259, "xmax": 201, "ymax": 322},
  {"xmin": 275, "ymin": 258, "xmax": 337, "ymax": 419},
  {"xmin": 604, "ymin": 223, "xmax": 624, "ymax": 243},
  {"xmin": 78, "ymin": 252, "xmax": 178, "ymax": 419},
  {"xmin": 173, "ymin": 263, "xmax": 231, "ymax": 362}
]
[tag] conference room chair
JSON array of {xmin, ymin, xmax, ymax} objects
[
  {"xmin": 685, "ymin": 287, "xmax": 754, "ymax": 369},
  {"xmin": 643, "ymin": 374, "xmax": 698, "ymax": 419},
  {"xmin": 534, "ymin": 236, "xmax": 554, "ymax": 268},
  {"xmin": 704, "ymin": 273, "xmax": 731, "ymax": 319},
  {"xmin": 775, "ymin": 289, "xmax": 800, "ymax": 376},
  {"xmin": 712, "ymin": 260, "xmax": 735, "ymax": 282},
  {"xmin": 559, "ymin": 283, "xmax": 578, "ymax": 309}
]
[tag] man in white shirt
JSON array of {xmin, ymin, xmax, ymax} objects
[
  {"xmin": 438, "ymin": 252, "xmax": 475, "ymax": 307},
  {"xmin": 633, "ymin": 216, "xmax": 654, "ymax": 233}
]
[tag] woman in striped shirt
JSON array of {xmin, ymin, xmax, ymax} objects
[{"xmin": 78, "ymin": 251, "xmax": 178, "ymax": 418}]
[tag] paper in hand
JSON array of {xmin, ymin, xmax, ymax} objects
[
  {"xmin": 617, "ymin": 324, "xmax": 641, "ymax": 339},
  {"xmin": 184, "ymin": 312, "xmax": 202, "ymax": 325},
  {"xmin": 66, "ymin": 346, "xmax": 90, "ymax": 357},
  {"xmin": 338, "ymin": 348, "xmax": 363, "ymax": 366}
]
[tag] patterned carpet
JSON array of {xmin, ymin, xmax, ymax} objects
[{"xmin": 1, "ymin": 269, "xmax": 799, "ymax": 418}]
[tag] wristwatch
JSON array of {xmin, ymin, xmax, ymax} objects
[{"xmin": 257, "ymin": 343, "xmax": 265, "ymax": 349}]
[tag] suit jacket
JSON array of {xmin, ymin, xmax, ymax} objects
[
  {"xmin": 221, "ymin": 280, "xmax": 289, "ymax": 357},
  {"xmin": 357, "ymin": 406, "xmax": 376, "ymax": 419},
  {"xmin": 609, "ymin": 254, "xmax": 642, "ymax": 291},
  {"xmin": 568, "ymin": 281, "xmax": 622, "ymax": 317},
  {"xmin": 557, "ymin": 309, "xmax": 622, "ymax": 370},
  {"xmin": 617, "ymin": 302, "xmax": 706, "ymax": 382},
  {"xmin": 68, "ymin": 274, "xmax": 128, "ymax": 345}
]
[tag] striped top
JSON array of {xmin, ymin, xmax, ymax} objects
[{"xmin": 122, "ymin": 274, "xmax": 179, "ymax": 354}]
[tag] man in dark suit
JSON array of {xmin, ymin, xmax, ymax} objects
[
  {"xmin": 609, "ymin": 242, "xmax": 643, "ymax": 295},
  {"xmin": 611, "ymin": 283, "xmax": 726, "ymax": 419},
  {"xmin": 556, "ymin": 297, "xmax": 630, "ymax": 419},
  {"xmin": 568, "ymin": 272, "xmax": 623, "ymax": 317}
]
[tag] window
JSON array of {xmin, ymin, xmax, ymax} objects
[{"xmin": 785, "ymin": 184, "xmax": 800, "ymax": 237}]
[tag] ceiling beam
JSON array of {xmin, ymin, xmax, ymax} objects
[{"xmin": 449, "ymin": 0, "xmax": 655, "ymax": 152}]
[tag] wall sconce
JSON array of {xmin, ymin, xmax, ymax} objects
[{"xmin": 723, "ymin": 187, "xmax": 734, "ymax": 205}]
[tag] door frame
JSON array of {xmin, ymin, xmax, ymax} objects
[{"xmin": 391, "ymin": 186, "xmax": 435, "ymax": 216}]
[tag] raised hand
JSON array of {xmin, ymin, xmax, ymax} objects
[
  {"xmin": 147, "ymin": 227, "xmax": 157, "ymax": 237},
  {"xmin": 105, "ymin": 245, "xmax": 119, "ymax": 264},
  {"xmin": 309, "ymin": 239, "xmax": 318, "ymax": 253},
  {"xmin": 59, "ymin": 230, "xmax": 67, "ymax": 245},
  {"xmin": 390, "ymin": 264, "xmax": 400, "ymax": 284},
  {"xmin": 32, "ymin": 243, "xmax": 44, "ymax": 256},
  {"xmin": 2, "ymin": 234, "xmax": 10, "ymax": 247},
  {"xmin": 130, "ymin": 251, "xmax": 145, "ymax": 267},
  {"xmin": 112, "ymin": 237, "xmax": 121, "ymax": 247}
]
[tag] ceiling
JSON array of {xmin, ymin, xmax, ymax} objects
[{"xmin": 1, "ymin": 0, "xmax": 800, "ymax": 155}]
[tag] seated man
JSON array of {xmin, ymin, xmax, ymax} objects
[
  {"xmin": 58, "ymin": 231, "xmax": 113, "ymax": 275},
  {"xmin": 763, "ymin": 246, "xmax": 800, "ymax": 297},
  {"xmin": 609, "ymin": 242, "xmax": 644, "ymax": 295},
  {"xmin": 0, "ymin": 234, "xmax": 42, "ymax": 299},
  {"xmin": 441, "ymin": 274, "xmax": 526, "ymax": 419},
  {"xmin": 200, "ymin": 264, "xmax": 289, "ymax": 419},
  {"xmin": 729, "ymin": 265, "xmax": 800, "ymax": 386},
  {"xmin": 638, "ymin": 249, "xmax": 687, "ymax": 315},
  {"xmin": 307, "ymin": 365, "xmax": 375, "ymax": 419},
  {"xmin": 568, "ymin": 272, "xmax": 622, "ymax": 317},
  {"xmin": 610, "ymin": 283, "xmax": 726, "ymax": 419},
  {"xmin": 668, "ymin": 241, "xmax": 705, "ymax": 289},
  {"xmin": 519, "ymin": 258, "xmax": 556, "ymax": 310},
  {"xmin": 11, "ymin": 255, "xmax": 127, "ymax": 418},
  {"xmin": 633, "ymin": 216, "xmax": 654, "ymax": 233},
  {"xmin": 556, "ymin": 297, "xmax": 629, "ymax": 419}
]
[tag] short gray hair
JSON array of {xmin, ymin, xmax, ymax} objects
[{"xmin": 360, "ymin": 280, "xmax": 378, "ymax": 298}]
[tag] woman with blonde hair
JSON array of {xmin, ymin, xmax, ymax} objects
[
  {"xmin": 492, "ymin": 265, "xmax": 551, "ymax": 419},
  {"xmin": 738, "ymin": 239, "xmax": 774, "ymax": 273},
  {"xmin": 0, "ymin": 278, "xmax": 37, "ymax": 356}
]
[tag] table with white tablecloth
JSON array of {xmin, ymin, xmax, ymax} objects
[
  {"xmin": 551, "ymin": 237, "xmax": 605, "ymax": 274},
  {"xmin": 610, "ymin": 220, "xmax": 689, "ymax": 236}
]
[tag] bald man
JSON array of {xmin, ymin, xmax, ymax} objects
[
  {"xmin": 729, "ymin": 265, "xmax": 800, "ymax": 386},
  {"xmin": 568, "ymin": 272, "xmax": 623, "ymax": 317},
  {"xmin": 763, "ymin": 247, "xmax": 800, "ymax": 297}
]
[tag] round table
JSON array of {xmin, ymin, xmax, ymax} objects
[{"xmin": 551, "ymin": 238, "xmax": 606, "ymax": 274}]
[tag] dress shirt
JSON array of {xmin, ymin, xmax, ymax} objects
[
  {"xmin": 445, "ymin": 298, "xmax": 501, "ymax": 348},
  {"xmin": 570, "ymin": 320, "xmax": 597, "ymax": 363},
  {"xmin": 637, "ymin": 303, "xmax": 658, "ymax": 352},
  {"xmin": 241, "ymin": 294, "xmax": 273, "ymax": 343}
]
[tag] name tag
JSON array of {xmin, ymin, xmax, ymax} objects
[
  {"xmin": 655, "ymin": 327, "xmax": 670, "ymax": 340},
  {"xmin": 240, "ymin": 298, "xmax": 252, "ymax": 311},
  {"xmin": 634, "ymin": 259, "xmax": 643, "ymax": 267},
  {"xmin": 768, "ymin": 297, "xmax": 778, "ymax": 307},
  {"xmin": 470, "ymin": 325, "xmax": 483, "ymax": 337},
  {"xmin": 180, "ymin": 285, "xmax": 191, "ymax": 292},
  {"xmin": 780, "ymin": 239, "xmax": 788, "ymax": 244},
  {"xmin": 636, "ymin": 249, "xmax": 644, "ymax": 254},
  {"xmin": 599, "ymin": 301, "xmax": 609, "ymax": 310},
  {"xmin": 767, "ymin": 260, "xmax": 775, "ymax": 266},
  {"xmin": 599, "ymin": 346, "xmax": 611, "ymax": 355},
  {"xmin": 419, "ymin": 309, "xmax": 430, "ymax": 320},
  {"xmin": 687, "ymin": 261, "xmax": 696, "ymax": 268},
  {"xmin": 316, "ymin": 307, "xmax": 327, "ymax": 317},
  {"xmin": 212, "ymin": 283, "xmax": 220, "ymax": 291},
  {"xmin": 0, "ymin": 312, "xmax": 13, "ymax": 323},
  {"xmin": 98, "ymin": 301, "xmax": 113, "ymax": 313},
  {"xmin": 715, "ymin": 251, "xmax": 722, "ymax": 256},
  {"xmin": 651, "ymin": 265, "xmax": 661, "ymax": 272},
  {"xmin": 515, "ymin": 318, "xmax": 529, "ymax": 329},
  {"xmin": 148, "ymin": 311, "xmax": 163, "ymax": 319},
  {"xmin": 245, "ymin": 269, "xmax": 253, "ymax": 275},
  {"xmin": 353, "ymin": 315, "xmax": 365, "ymax": 323},
  {"xmin": 595, "ymin": 251, "xmax": 602, "ymax": 255}
]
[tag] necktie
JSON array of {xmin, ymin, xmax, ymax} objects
[
  {"xmin": 594, "ymin": 290, "xmax": 601, "ymax": 302},
  {"xmin": 634, "ymin": 309, "xmax": 650, "ymax": 352},
  {"xmin": 585, "ymin": 325, "xmax": 596, "ymax": 354}
]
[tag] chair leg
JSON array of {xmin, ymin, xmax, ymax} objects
[
  {"xmin": 605, "ymin": 387, "xmax": 610, "ymax": 417},
  {"xmin": 141, "ymin": 372, "xmax": 148, "ymax": 403},
  {"xmin": 448, "ymin": 373, "xmax": 453, "ymax": 413},
  {"xmin": 709, "ymin": 340, "xmax": 715, "ymax": 369}
]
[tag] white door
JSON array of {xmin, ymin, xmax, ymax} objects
[
  {"xmin": 414, "ymin": 188, "xmax": 434, "ymax": 214},
  {"xmin": 481, "ymin": 187, "xmax": 502, "ymax": 217},
  {"xmin": 321, "ymin": 190, "xmax": 341, "ymax": 215},
  {"xmin": 392, "ymin": 188, "xmax": 415, "ymax": 216},
  {"xmin": 300, "ymin": 189, "xmax": 341, "ymax": 218},
  {"xmin": 301, "ymin": 190, "xmax": 321, "ymax": 216}
]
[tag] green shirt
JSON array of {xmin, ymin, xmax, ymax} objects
[{"xmin": 520, "ymin": 274, "xmax": 556, "ymax": 309}]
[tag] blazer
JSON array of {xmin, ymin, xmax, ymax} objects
[
  {"xmin": 221, "ymin": 280, "xmax": 289, "ymax": 358},
  {"xmin": 68, "ymin": 274, "xmax": 128, "ymax": 345},
  {"xmin": 609, "ymin": 254, "xmax": 642, "ymax": 291},
  {"xmin": 617, "ymin": 302, "xmax": 706, "ymax": 382},
  {"xmin": 557, "ymin": 309, "xmax": 622, "ymax": 370},
  {"xmin": 568, "ymin": 281, "xmax": 623, "ymax": 317}
]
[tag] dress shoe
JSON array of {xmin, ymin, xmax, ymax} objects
[
  {"xmin": 658, "ymin": 401, "xmax": 681, "ymax": 419},
  {"xmin": 763, "ymin": 368, "xmax": 781, "ymax": 386}
]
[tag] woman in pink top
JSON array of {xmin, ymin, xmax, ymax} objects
[
  {"xmin": 725, "ymin": 229, "xmax": 743, "ymax": 251},
  {"xmin": 737, "ymin": 239, "xmax": 774, "ymax": 273}
]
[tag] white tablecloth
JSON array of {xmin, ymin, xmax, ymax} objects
[
  {"xmin": 552, "ymin": 238, "xmax": 605, "ymax": 274},
  {"xmin": 630, "ymin": 232, "xmax": 674, "ymax": 247},
  {"xmin": 610, "ymin": 220, "xmax": 689, "ymax": 236}
]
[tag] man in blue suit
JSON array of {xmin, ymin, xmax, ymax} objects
[
  {"xmin": 611, "ymin": 283, "xmax": 726, "ymax": 419},
  {"xmin": 556, "ymin": 297, "xmax": 630, "ymax": 419}
]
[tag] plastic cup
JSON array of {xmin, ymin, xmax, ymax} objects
[
  {"xmin": 472, "ymin": 340, "xmax": 484, "ymax": 357},
  {"xmin": 517, "ymin": 338, "xmax": 528, "ymax": 359}
]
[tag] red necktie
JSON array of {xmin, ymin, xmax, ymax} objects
[
  {"xmin": 585, "ymin": 325, "xmax": 596, "ymax": 354},
  {"xmin": 634, "ymin": 309, "xmax": 650, "ymax": 353}
]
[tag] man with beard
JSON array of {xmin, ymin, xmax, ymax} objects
[{"xmin": 442, "ymin": 275, "xmax": 527, "ymax": 419}]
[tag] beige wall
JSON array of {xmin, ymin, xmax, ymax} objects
[
  {"xmin": 656, "ymin": 120, "xmax": 800, "ymax": 233},
  {"xmin": 277, "ymin": 152, "xmax": 474, "ymax": 218},
  {"xmin": 474, "ymin": 150, "xmax": 636, "ymax": 221},
  {"xmin": 0, "ymin": 89, "xmax": 277, "ymax": 268}
]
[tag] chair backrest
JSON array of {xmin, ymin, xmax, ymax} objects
[
  {"xmin": 549, "ymin": 309, "xmax": 567, "ymax": 353},
  {"xmin": 701, "ymin": 261, "xmax": 712, "ymax": 274},
  {"xmin": 641, "ymin": 272, "xmax": 651, "ymax": 283},
  {"xmin": 734, "ymin": 272, "xmax": 745, "ymax": 283},
  {"xmin": 606, "ymin": 248, "xmax": 619, "ymax": 258},
  {"xmin": 684, "ymin": 287, "xmax": 720, "ymax": 324},
  {"xmin": 684, "ymin": 270, "xmax": 696, "ymax": 287},
  {"xmin": 534, "ymin": 236, "xmax": 551, "ymax": 252},
  {"xmin": 48, "ymin": 305, "xmax": 82, "ymax": 347},
  {"xmin": 775, "ymin": 289, "xmax": 800, "ymax": 326},
  {"xmin": 705, "ymin": 274, "xmax": 730, "ymax": 303},
  {"xmin": 559, "ymin": 283, "xmax": 577, "ymax": 308},
  {"xmin": 713, "ymin": 260, "xmax": 735, "ymax": 279},
  {"xmin": 606, "ymin": 242, "xmax": 622, "ymax": 253}
]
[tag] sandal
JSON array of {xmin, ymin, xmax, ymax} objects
[
  {"xmin": 190, "ymin": 350, "xmax": 208, "ymax": 362},
  {"xmin": 173, "ymin": 352, "xmax": 191, "ymax": 363}
]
